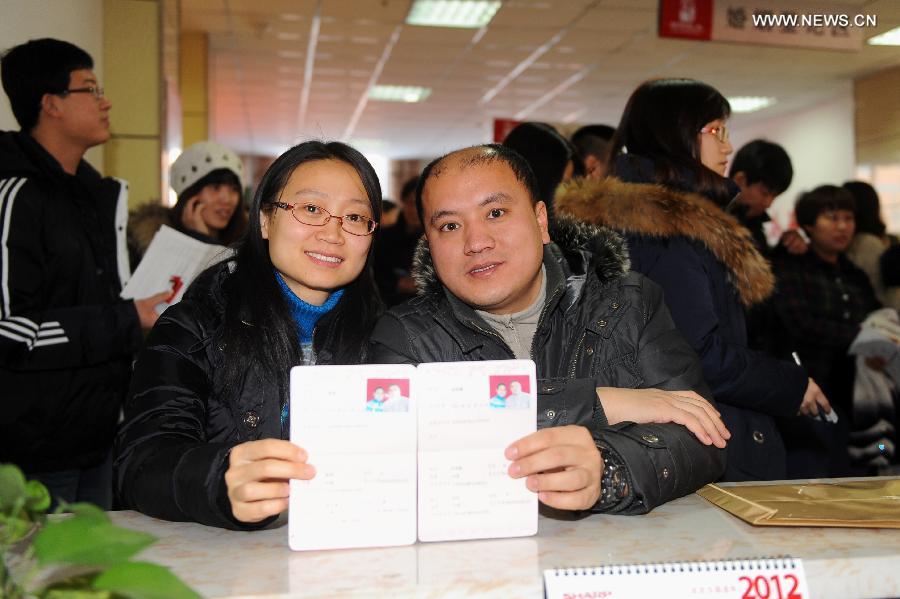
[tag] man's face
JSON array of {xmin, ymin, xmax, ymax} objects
[
  {"xmin": 495, "ymin": 384, "xmax": 507, "ymax": 397},
  {"xmin": 734, "ymin": 172, "xmax": 777, "ymax": 218},
  {"xmin": 509, "ymin": 381, "xmax": 522, "ymax": 394},
  {"xmin": 53, "ymin": 69, "xmax": 111, "ymax": 148},
  {"xmin": 421, "ymin": 154, "xmax": 550, "ymax": 315},
  {"xmin": 388, "ymin": 384, "xmax": 401, "ymax": 398},
  {"xmin": 373, "ymin": 387, "xmax": 384, "ymax": 401}
]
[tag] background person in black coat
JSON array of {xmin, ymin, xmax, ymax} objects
[
  {"xmin": 558, "ymin": 78, "xmax": 832, "ymax": 481},
  {"xmin": 115, "ymin": 141, "xmax": 384, "ymax": 529}
]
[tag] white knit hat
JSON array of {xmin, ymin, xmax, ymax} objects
[{"xmin": 170, "ymin": 141, "xmax": 244, "ymax": 196}]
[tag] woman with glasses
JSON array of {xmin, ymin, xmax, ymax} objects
[
  {"xmin": 555, "ymin": 78, "xmax": 832, "ymax": 481},
  {"xmin": 114, "ymin": 140, "xmax": 384, "ymax": 529}
]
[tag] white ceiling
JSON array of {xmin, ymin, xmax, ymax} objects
[{"xmin": 182, "ymin": 0, "xmax": 900, "ymax": 159}]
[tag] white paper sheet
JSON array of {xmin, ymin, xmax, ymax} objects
[
  {"xmin": 120, "ymin": 225, "xmax": 230, "ymax": 307},
  {"xmin": 288, "ymin": 360, "xmax": 537, "ymax": 551}
]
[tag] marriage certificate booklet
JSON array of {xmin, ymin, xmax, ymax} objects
[{"xmin": 288, "ymin": 360, "xmax": 538, "ymax": 551}]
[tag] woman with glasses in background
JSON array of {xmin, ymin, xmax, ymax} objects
[
  {"xmin": 556, "ymin": 78, "xmax": 833, "ymax": 482},
  {"xmin": 114, "ymin": 140, "xmax": 384, "ymax": 529}
]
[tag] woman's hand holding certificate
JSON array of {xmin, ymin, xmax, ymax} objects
[{"xmin": 225, "ymin": 439, "xmax": 316, "ymax": 523}]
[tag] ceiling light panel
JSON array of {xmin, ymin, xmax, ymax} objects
[
  {"xmin": 369, "ymin": 85, "xmax": 433, "ymax": 103},
  {"xmin": 728, "ymin": 96, "xmax": 776, "ymax": 113},
  {"xmin": 406, "ymin": 0, "xmax": 502, "ymax": 29},
  {"xmin": 868, "ymin": 27, "xmax": 900, "ymax": 46}
]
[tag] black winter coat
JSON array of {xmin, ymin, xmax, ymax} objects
[
  {"xmin": 369, "ymin": 218, "xmax": 726, "ymax": 514},
  {"xmin": 114, "ymin": 261, "xmax": 345, "ymax": 530},
  {"xmin": 0, "ymin": 131, "xmax": 140, "ymax": 473},
  {"xmin": 557, "ymin": 164, "xmax": 809, "ymax": 482}
]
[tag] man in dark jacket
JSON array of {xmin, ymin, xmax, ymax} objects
[
  {"xmin": 370, "ymin": 145, "xmax": 728, "ymax": 514},
  {"xmin": 0, "ymin": 39, "xmax": 165, "ymax": 508}
]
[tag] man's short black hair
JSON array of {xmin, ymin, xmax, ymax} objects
[
  {"xmin": 795, "ymin": 185, "xmax": 856, "ymax": 228},
  {"xmin": 415, "ymin": 144, "xmax": 540, "ymax": 225},
  {"xmin": 1, "ymin": 38, "xmax": 94, "ymax": 132},
  {"xmin": 571, "ymin": 124, "xmax": 616, "ymax": 159},
  {"xmin": 729, "ymin": 139, "xmax": 793, "ymax": 195}
]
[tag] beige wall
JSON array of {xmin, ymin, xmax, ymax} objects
[
  {"xmin": 856, "ymin": 65, "xmax": 900, "ymax": 166},
  {"xmin": 0, "ymin": 0, "xmax": 106, "ymax": 169},
  {"xmin": 103, "ymin": 0, "xmax": 162, "ymax": 208},
  {"xmin": 180, "ymin": 31, "xmax": 208, "ymax": 147}
]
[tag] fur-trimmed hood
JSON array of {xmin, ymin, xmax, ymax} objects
[
  {"xmin": 555, "ymin": 177, "xmax": 774, "ymax": 307},
  {"xmin": 410, "ymin": 213, "xmax": 630, "ymax": 297},
  {"xmin": 128, "ymin": 202, "xmax": 173, "ymax": 259}
]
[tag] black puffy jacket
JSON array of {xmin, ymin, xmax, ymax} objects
[
  {"xmin": 369, "ymin": 218, "xmax": 726, "ymax": 514},
  {"xmin": 114, "ymin": 261, "xmax": 347, "ymax": 530},
  {"xmin": 0, "ymin": 131, "xmax": 140, "ymax": 473}
]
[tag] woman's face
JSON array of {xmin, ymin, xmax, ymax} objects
[
  {"xmin": 261, "ymin": 159, "xmax": 375, "ymax": 306},
  {"xmin": 195, "ymin": 182, "xmax": 241, "ymax": 232},
  {"xmin": 697, "ymin": 118, "xmax": 733, "ymax": 176},
  {"xmin": 805, "ymin": 209, "xmax": 856, "ymax": 257}
]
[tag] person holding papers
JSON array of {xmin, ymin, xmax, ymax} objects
[
  {"xmin": 115, "ymin": 141, "xmax": 384, "ymax": 529},
  {"xmin": 369, "ymin": 144, "xmax": 728, "ymax": 514},
  {"xmin": 128, "ymin": 141, "xmax": 246, "ymax": 266},
  {"xmin": 0, "ymin": 39, "xmax": 165, "ymax": 509}
]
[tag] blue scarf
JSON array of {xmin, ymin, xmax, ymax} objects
[
  {"xmin": 275, "ymin": 272, "xmax": 344, "ymax": 430},
  {"xmin": 274, "ymin": 272, "xmax": 344, "ymax": 344}
]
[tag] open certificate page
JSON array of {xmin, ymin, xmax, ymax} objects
[
  {"xmin": 416, "ymin": 360, "xmax": 537, "ymax": 542},
  {"xmin": 288, "ymin": 360, "xmax": 537, "ymax": 551},
  {"xmin": 289, "ymin": 364, "xmax": 418, "ymax": 551}
]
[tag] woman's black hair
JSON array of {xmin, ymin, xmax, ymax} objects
[
  {"xmin": 171, "ymin": 168, "xmax": 247, "ymax": 244},
  {"xmin": 220, "ymin": 141, "xmax": 384, "ymax": 399},
  {"xmin": 609, "ymin": 78, "xmax": 732, "ymax": 197},
  {"xmin": 502, "ymin": 122, "xmax": 578, "ymax": 214},
  {"xmin": 843, "ymin": 180, "xmax": 885, "ymax": 237}
]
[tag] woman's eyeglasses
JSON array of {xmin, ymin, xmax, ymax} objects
[
  {"xmin": 273, "ymin": 202, "xmax": 377, "ymax": 236},
  {"xmin": 700, "ymin": 125, "xmax": 729, "ymax": 143}
]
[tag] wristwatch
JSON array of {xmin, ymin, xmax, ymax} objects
[{"xmin": 597, "ymin": 446, "xmax": 630, "ymax": 507}]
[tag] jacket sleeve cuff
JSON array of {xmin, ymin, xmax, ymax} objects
[
  {"xmin": 536, "ymin": 377, "xmax": 606, "ymax": 429},
  {"xmin": 173, "ymin": 442, "xmax": 276, "ymax": 531}
]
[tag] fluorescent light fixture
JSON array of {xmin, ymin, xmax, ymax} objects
[
  {"xmin": 369, "ymin": 85, "xmax": 432, "ymax": 103},
  {"xmin": 728, "ymin": 96, "xmax": 776, "ymax": 113},
  {"xmin": 406, "ymin": 0, "xmax": 501, "ymax": 29},
  {"xmin": 348, "ymin": 137, "xmax": 388, "ymax": 149},
  {"xmin": 868, "ymin": 26, "xmax": 900, "ymax": 46}
]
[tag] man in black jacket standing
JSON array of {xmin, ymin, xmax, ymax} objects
[
  {"xmin": 369, "ymin": 144, "xmax": 728, "ymax": 514},
  {"xmin": 0, "ymin": 39, "xmax": 166, "ymax": 508}
]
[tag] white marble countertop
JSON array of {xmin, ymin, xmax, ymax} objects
[{"xmin": 112, "ymin": 481, "xmax": 900, "ymax": 598}]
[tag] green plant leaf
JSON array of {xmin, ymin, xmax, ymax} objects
[
  {"xmin": 25, "ymin": 479, "xmax": 52, "ymax": 513},
  {"xmin": 0, "ymin": 463, "xmax": 27, "ymax": 511},
  {"xmin": 92, "ymin": 562, "xmax": 200, "ymax": 599},
  {"xmin": 66, "ymin": 503, "xmax": 110, "ymax": 524},
  {"xmin": 40, "ymin": 572, "xmax": 110, "ymax": 599},
  {"xmin": 43, "ymin": 589, "xmax": 112, "ymax": 599},
  {"xmin": 0, "ymin": 511, "xmax": 33, "ymax": 543},
  {"xmin": 33, "ymin": 515, "xmax": 156, "ymax": 567}
]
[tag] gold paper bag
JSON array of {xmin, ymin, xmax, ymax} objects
[{"xmin": 697, "ymin": 478, "xmax": 900, "ymax": 528}]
